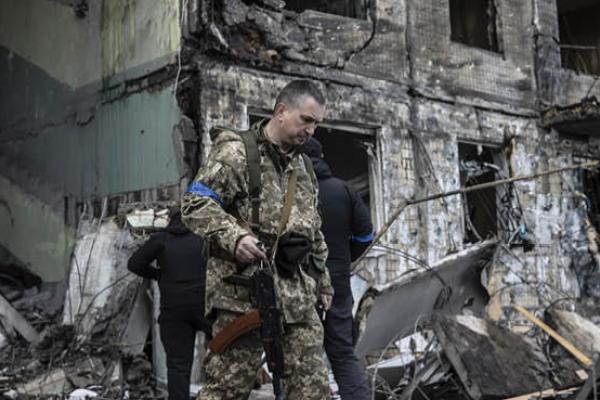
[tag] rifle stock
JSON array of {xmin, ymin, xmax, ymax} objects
[{"xmin": 208, "ymin": 309, "xmax": 261, "ymax": 354}]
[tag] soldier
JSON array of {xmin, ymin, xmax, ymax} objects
[
  {"xmin": 302, "ymin": 138, "xmax": 373, "ymax": 400},
  {"xmin": 181, "ymin": 80, "xmax": 334, "ymax": 399}
]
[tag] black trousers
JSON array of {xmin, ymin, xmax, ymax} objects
[
  {"xmin": 159, "ymin": 306, "xmax": 212, "ymax": 400},
  {"xmin": 324, "ymin": 295, "xmax": 370, "ymax": 400}
]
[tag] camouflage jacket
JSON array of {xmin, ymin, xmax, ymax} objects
[{"xmin": 181, "ymin": 120, "xmax": 333, "ymax": 324}]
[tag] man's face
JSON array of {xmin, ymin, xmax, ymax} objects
[{"xmin": 274, "ymin": 96, "xmax": 325, "ymax": 149}]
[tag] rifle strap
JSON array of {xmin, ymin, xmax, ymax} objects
[
  {"xmin": 277, "ymin": 168, "xmax": 298, "ymax": 239},
  {"xmin": 238, "ymin": 130, "xmax": 261, "ymax": 233},
  {"xmin": 237, "ymin": 127, "xmax": 308, "ymax": 243}
]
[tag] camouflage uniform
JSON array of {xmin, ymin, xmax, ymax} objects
[{"xmin": 181, "ymin": 120, "xmax": 333, "ymax": 399}]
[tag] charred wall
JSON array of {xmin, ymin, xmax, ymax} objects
[
  {"xmin": 535, "ymin": 0, "xmax": 600, "ymax": 106},
  {"xmin": 181, "ymin": 0, "xmax": 600, "ymax": 317}
]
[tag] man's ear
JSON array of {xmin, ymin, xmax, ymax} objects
[{"xmin": 274, "ymin": 102, "xmax": 286, "ymax": 119}]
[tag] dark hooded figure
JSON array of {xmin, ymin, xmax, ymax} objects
[
  {"xmin": 302, "ymin": 138, "xmax": 374, "ymax": 400},
  {"xmin": 127, "ymin": 207, "xmax": 212, "ymax": 400}
]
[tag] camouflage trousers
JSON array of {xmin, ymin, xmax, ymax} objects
[{"xmin": 198, "ymin": 309, "xmax": 329, "ymax": 400}]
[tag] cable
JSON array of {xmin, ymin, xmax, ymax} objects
[{"xmin": 354, "ymin": 161, "xmax": 600, "ymax": 273}]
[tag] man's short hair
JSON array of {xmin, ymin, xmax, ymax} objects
[{"xmin": 274, "ymin": 80, "xmax": 326, "ymax": 112}]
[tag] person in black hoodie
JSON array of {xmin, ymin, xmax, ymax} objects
[
  {"xmin": 127, "ymin": 207, "xmax": 211, "ymax": 400},
  {"xmin": 301, "ymin": 138, "xmax": 374, "ymax": 400}
]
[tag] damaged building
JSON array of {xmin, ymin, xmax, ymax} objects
[{"xmin": 2, "ymin": 0, "xmax": 600, "ymax": 398}]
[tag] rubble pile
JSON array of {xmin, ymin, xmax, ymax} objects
[
  {"xmin": 358, "ymin": 243, "xmax": 600, "ymax": 400},
  {"xmin": 2, "ymin": 210, "xmax": 600, "ymax": 399},
  {"xmin": 0, "ymin": 215, "xmax": 165, "ymax": 400}
]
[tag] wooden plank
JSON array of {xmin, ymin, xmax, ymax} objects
[
  {"xmin": 514, "ymin": 306, "xmax": 592, "ymax": 367},
  {"xmin": 0, "ymin": 293, "xmax": 39, "ymax": 343},
  {"xmin": 504, "ymin": 386, "xmax": 579, "ymax": 400}
]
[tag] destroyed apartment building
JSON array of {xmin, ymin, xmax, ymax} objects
[{"xmin": 2, "ymin": 0, "xmax": 600, "ymax": 398}]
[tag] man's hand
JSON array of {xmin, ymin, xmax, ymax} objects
[
  {"xmin": 320, "ymin": 294, "xmax": 332, "ymax": 311},
  {"xmin": 235, "ymin": 235, "xmax": 266, "ymax": 264}
]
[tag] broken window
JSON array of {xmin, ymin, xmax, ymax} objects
[
  {"xmin": 573, "ymin": 152, "xmax": 600, "ymax": 232},
  {"xmin": 580, "ymin": 168, "xmax": 600, "ymax": 231},
  {"xmin": 449, "ymin": 0, "xmax": 501, "ymax": 53},
  {"xmin": 249, "ymin": 113, "xmax": 378, "ymax": 218},
  {"xmin": 459, "ymin": 142, "xmax": 502, "ymax": 243},
  {"xmin": 557, "ymin": 0, "xmax": 600, "ymax": 75},
  {"xmin": 284, "ymin": 0, "xmax": 369, "ymax": 19},
  {"xmin": 313, "ymin": 125, "xmax": 375, "ymax": 208}
]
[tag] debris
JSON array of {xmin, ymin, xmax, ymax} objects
[
  {"xmin": 574, "ymin": 355, "xmax": 600, "ymax": 400},
  {"xmin": 257, "ymin": 0, "xmax": 285, "ymax": 11},
  {"xmin": 0, "ymin": 332, "xmax": 7, "ymax": 350},
  {"xmin": 2, "ymin": 389, "xmax": 17, "ymax": 400},
  {"xmin": 65, "ymin": 357, "xmax": 105, "ymax": 391},
  {"xmin": 504, "ymin": 386, "xmax": 579, "ymax": 400},
  {"xmin": 151, "ymin": 281, "xmax": 167, "ymax": 387},
  {"xmin": 515, "ymin": 306, "xmax": 593, "ymax": 367},
  {"xmin": 0, "ymin": 244, "xmax": 41, "ymax": 293},
  {"xmin": 541, "ymin": 97, "xmax": 600, "ymax": 136},
  {"xmin": 62, "ymin": 219, "xmax": 138, "ymax": 342},
  {"xmin": 11, "ymin": 281, "xmax": 66, "ymax": 317},
  {"xmin": 547, "ymin": 309, "xmax": 600, "ymax": 359},
  {"xmin": 0, "ymin": 293, "xmax": 40, "ymax": 343},
  {"xmin": 121, "ymin": 279, "xmax": 152, "ymax": 355},
  {"xmin": 126, "ymin": 209, "xmax": 168, "ymax": 230},
  {"xmin": 17, "ymin": 368, "xmax": 69, "ymax": 396},
  {"xmin": 356, "ymin": 240, "xmax": 495, "ymax": 357},
  {"xmin": 432, "ymin": 314, "xmax": 548, "ymax": 399},
  {"xmin": 68, "ymin": 388, "xmax": 98, "ymax": 400}
]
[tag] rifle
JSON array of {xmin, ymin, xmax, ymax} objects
[{"xmin": 208, "ymin": 244, "xmax": 288, "ymax": 399}]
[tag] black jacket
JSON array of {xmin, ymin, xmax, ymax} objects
[
  {"xmin": 313, "ymin": 157, "xmax": 373, "ymax": 306},
  {"xmin": 127, "ymin": 215, "xmax": 206, "ymax": 310}
]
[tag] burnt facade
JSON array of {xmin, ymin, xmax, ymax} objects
[{"xmin": 179, "ymin": 0, "xmax": 600, "ymax": 323}]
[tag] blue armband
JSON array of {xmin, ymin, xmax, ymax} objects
[
  {"xmin": 352, "ymin": 232, "xmax": 374, "ymax": 243},
  {"xmin": 186, "ymin": 182, "xmax": 224, "ymax": 207}
]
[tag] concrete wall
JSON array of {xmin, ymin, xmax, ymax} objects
[
  {"xmin": 0, "ymin": 0, "xmax": 183, "ymax": 281},
  {"xmin": 187, "ymin": 0, "xmax": 600, "ymax": 319},
  {"xmin": 0, "ymin": 175, "xmax": 74, "ymax": 282},
  {"xmin": 409, "ymin": 0, "xmax": 537, "ymax": 113},
  {"xmin": 534, "ymin": 0, "xmax": 600, "ymax": 106}
]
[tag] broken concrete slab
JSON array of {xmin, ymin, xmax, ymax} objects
[
  {"xmin": 121, "ymin": 279, "xmax": 152, "ymax": 355},
  {"xmin": 432, "ymin": 314, "xmax": 548, "ymax": 399},
  {"xmin": 68, "ymin": 388, "xmax": 98, "ymax": 400},
  {"xmin": 548, "ymin": 309, "xmax": 600, "ymax": 360},
  {"xmin": 356, "ymin": 240, "xmax": 495, "ymax": 357},
  {"xmin": 0, "ymin": 293, "xmax": 39, "ymax": 343},
  {"xmin": 17, "ymin": 368, "xmax": 70, "ymax": 396},
  {"xmin": 574, "ymin": 355, "xmax": 600, "ymax": 400},
  {"xmin": 65, "ymin": 357, "xmax": 105, "ymax": 390},
  {"xmin": 2, "ymin": 389, "xmax": 17, "ymax": 400},
  {"xmin": 62, "ymin": 219, "xmax": 138, "ymax": 342},
  {"xmin": 0, "ymin": 331, "xmax": 7, "ymax": 350},
  {"xmin": 151, "ymin": 281, "xmax": 167, "ymax": 388},
  {"xmin": 541, "ymin": 97, "xmax": 600, "ymax": 137},
  {"xmin": 126, "ymin": 209, "xmax": 168, "ymax": 230}
]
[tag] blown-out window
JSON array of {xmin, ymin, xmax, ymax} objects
[
  {"xmin": 557, "ymin": 0, "xmax": 600, "ymax": 75},
  {"xmin": 459, "ymin": 142, "xmax": 503, "ymax": 243},
  {"xmin": 449, "ymin": 0, "xmax": 501, "ymax": 53}
]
